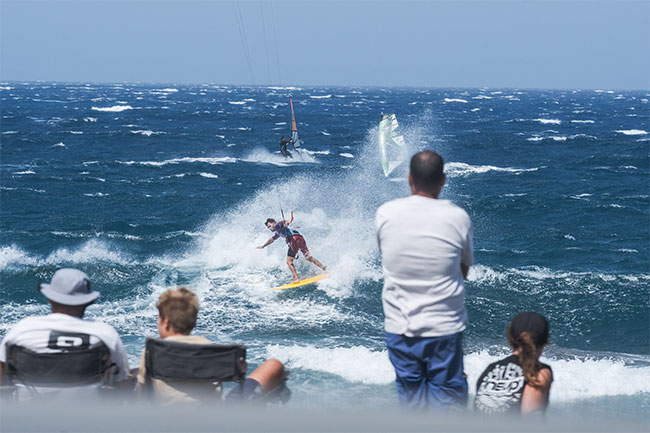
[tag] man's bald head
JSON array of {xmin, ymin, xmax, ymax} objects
[{"xmin": 409, "ymin": 151, "xmax": 445, "ymax": 196}]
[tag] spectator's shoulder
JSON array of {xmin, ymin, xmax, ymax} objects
[
  {"xmin": 442, "ymin": 200, "xmax": 472, "ymax": 221},
  {"xmin": 377, "ymin": 196, "xmax": 411, "ymax": 214}
]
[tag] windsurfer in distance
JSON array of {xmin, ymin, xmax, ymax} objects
[
  {"xmin": 279, "ymin": 136, "xmax": 295, "ymax": 158},
  {"xmin": 257, "ymin": 213, "xmax": 326, "ymax": 283}
]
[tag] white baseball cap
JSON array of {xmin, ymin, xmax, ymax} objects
[{"xmin": 39, "ymin": 268, "xmax": 99, "ymax": 306}]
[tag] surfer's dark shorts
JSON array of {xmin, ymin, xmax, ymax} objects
[{"xmin": 287, "ymin": 235, "xmax": 310, "ymax": 258}]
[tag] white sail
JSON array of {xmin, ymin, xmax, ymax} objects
[
  {"xmin": 290, "ymin": 96, "xmax": 303, "ymax": 148},
  {"xmin": 378, "ymin": 113, "xmax": 406, "ymax": 176}
]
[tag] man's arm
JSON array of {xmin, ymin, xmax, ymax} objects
[
  {"xmin": 258, "ymin": 236, "xmax": 276, "ymax": 249},
  {"xmin": 0, "ymin": 362, "xmax": 5, "ymax": 385},
  {"xmin": 461, "ymin": 263, "xmax": 470, "ymax": 280}
]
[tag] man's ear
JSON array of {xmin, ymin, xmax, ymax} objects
[{"xmin": 408, "ymin": 173, "xmax": 416, "ymax": 194}]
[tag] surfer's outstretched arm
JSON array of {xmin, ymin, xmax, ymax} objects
[{"xmin": 257, "ymin": 237, "xmax": 276, "ymax": 249}]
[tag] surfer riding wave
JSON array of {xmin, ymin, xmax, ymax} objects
[{"xmin": 257, "ymin": 213, "xmax": 326, "ymax": 283}]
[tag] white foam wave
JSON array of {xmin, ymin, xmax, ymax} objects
[
  {"xmin": 198, "ymin": 172, "xmax": 219, "ymax": 179},
  {"xmin": 266, "ymin": 86, "xmax": 302, "ymax": 91},
  {"xmin": 0, "ymin": 245, "xmax": 39, "ymax": 270},
  {"xmin": 263, "ymin": 344, "xmax": 650, "ymax": 399},
  {"xmin": 266, "ymin": 345, "xmax": 393, "ymax": 385},
  {"xmin": 446, "ymin": 162, "xmax": 540, "ymax": 177},
  {"xmin": 83, "ymin": 192, "xmax": 109, "ymax": 197},
  {"xmin": 0, "ymin": 239, "xmax": 133, "ymax": 270},
  {"xmin": 91, "ymin": 105, "xmax": 133, "ymax": 112},
  {"xmin": 130, "ymin": 130, "xmax": 165, "ymax": 136},
  {"xmin": 339, "ymin": 153, "xmax": 354, "ymax": 158},
  {"xmin": 13, "ymin": 170, "xmax": 35, "ymax": 175},
  {"xmin": 45, "ymin": 239, "xmax": 132, "ymax": 266},
  {"xmin": 309, "ymin": 95, "xmax": 332, "ymax": 99},
  {"xmin": 467, "ymin": 264, "xmax": 648, "ymax": 286},
  {"xmin": 534, "ymin": 118, "xmax": 562, "ymax": 125},
  {"xmin": 84, "ymin": 117, "xmax": 98, "ymax": 122},
  {"xmin": 0, "ymin": 86, "xmax": 13, "ymax": 90},
  {"xmin": 117, "ymin": 156, "xmax": 237, "ymax": 167},
  {"xmin": 472, "ymin": 95, "xmax": 492, "ymax": 100},
  {"xmin": 570, "ymin": 193, "xmax": 592, "ymax": 200},
  {"xmin": 228, "ymin": 101, "xmax": 247, "ymax": 105},
  {"xmin": 615, "ymin": 129, "xmax": 647, "ymax": 135},
  {"xmin": 241, "ymin": 147, "xmax": 317, "ymax": 165},
  {"xmin": 68, "ymin": 131, "xmax": 83, "ymax": 135},
  {"xmin": 571, "ymin": 120, "xmax": 595, "ymax": 124},
  {"xmin": 444, "ymin": 98, "xmax": 468, "ymax": 103},
  {"xmin": 1, "ymin": 131, "xmax": 18, "ymax": 134}
]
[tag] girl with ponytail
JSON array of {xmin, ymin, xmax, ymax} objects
[{"xmin": 474, "ymin": 312, "xmax": 553, "ymax": 415}]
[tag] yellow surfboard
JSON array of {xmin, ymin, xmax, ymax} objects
[{"xmin": 268, "ymin": 274, "xmax": 328, "ymax": 290}]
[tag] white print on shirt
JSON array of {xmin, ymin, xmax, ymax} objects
[{"xmin": 475, "ymin": 362, "xmax": 525, "ymax": 413}]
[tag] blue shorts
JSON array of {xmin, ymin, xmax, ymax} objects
[
  {"xmin": 226, "ymin": 378, "xmax": 263, "ymax": 402},
  {"xmin": 385, "ymin": 331, "xmax": 468, "ymax": 410}
]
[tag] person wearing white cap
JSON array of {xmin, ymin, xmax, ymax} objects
[{"xmin": 0, "ymin": 268, "xmax": 130, "ymax": 396}]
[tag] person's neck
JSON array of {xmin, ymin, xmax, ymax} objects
[
  {"xmin": 51, "ymin": 304, "xmax": 85, "ymax": 318},
  {"xmin": 165, "ymin": 331, "xmax": 191, "ymax": 338},
  {"xmin": 412, "ymin": 191, "xmax": 438, "ymax": 199}
]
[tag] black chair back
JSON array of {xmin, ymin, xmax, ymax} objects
[
  {"xmin": 5, "ymin": 343, "xmax": 111, "ymax": 386},
  {"xmin": 144, "ymin": 338, "xmax": 247, "ymax": 384}
]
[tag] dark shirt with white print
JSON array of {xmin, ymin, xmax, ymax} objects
[{"xmin": 474, "ymin": 354, "xmax": 552, "ymax": 414}]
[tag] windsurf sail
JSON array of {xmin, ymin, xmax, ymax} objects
[
  {"xmin": 378, "ymin": 113, "xmax": 406, "ymax": 176},
  {"xmin": 289, "ymin": 96, "xmax": 303, "ymax": 148}
]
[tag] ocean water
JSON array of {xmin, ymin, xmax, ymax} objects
[{"xmin": 1, "ymin": 83, "xmax": 648, "ymax": 418}]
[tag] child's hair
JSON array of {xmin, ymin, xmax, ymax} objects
[
  {"xmin": 156, "ymin": 287, "xmax": 200, "ymax": 335},
  {"xmin": 506, "ymin": 312, "xmax": 549, "ymax": 388}
]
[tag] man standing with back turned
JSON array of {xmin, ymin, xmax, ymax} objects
[{"xmin": 375, "ymin": 150, "xmax": 473, "ymax": 410}]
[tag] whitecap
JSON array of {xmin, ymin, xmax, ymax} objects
[
  {"xmin": 339, "ymin": 153, "xmax": 354, "ymax": 158},
  {"xmin": 445, "ymin": 162, "xmax": 540, "ymax": 177},
  {"xmin": 1, "ymin": 131, "xmax": 18, "ymax": 134},
  {"xmin": 52, "ymin": 142, "xmax": 65, "ymax": 147},
  {"xmin": 199, "ymin": 172, "xmax": 219, "ymax": 179},
  {"xmin": 443, "ymin": 98, "xmax": 468, "ymax": 103},
  {"xmin": 117, "ymin": 156, "xmax": 238, "ymax": 167},
  {"xmin": 91, "ymin": 105, "xmax": 133, "ymax": 112},
  {"xmin": 570, "ymin": 193, "xmax": 592, "ymax": 200},
  {"xmin": 309, "ymin": 95, "xmax": 332, "ymax": 99},
  {"xmin": 13, "ymin": 170, "xmax": 35, "ymax": 175},
  {"xmin": 534, "ymin": 118, "xmax": 561, "ymax": 125},
  {"xmin": 571, "ymin": 120, "xmax": 595, "ymax": 124},
  {"xmin": 228, "ymin": 101, "xmax": 247, "ymax": 105},
  {"xmin": 615, "ymin": 129, "xmax": 647, "ymax": 135},
  {"xmin": 84, "ymin": 117, "xmax": 98, "ymax": 122},
  {"xmin": 130, "ymin": 130, "xmax": 165, "ymax": 136}
]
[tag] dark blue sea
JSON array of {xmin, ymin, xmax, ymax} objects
[{"xmin": 1, "ymin": 83, "xmax": 648, "ymax": 417}]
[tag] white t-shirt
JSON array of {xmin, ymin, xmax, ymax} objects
[
  {"xmin": 376, "ymin": 194, "xmax": 474, "ymax": 337},
  {"xmin": 0, "ymin": 313, "xmax": 130, "ymax": 382}
]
